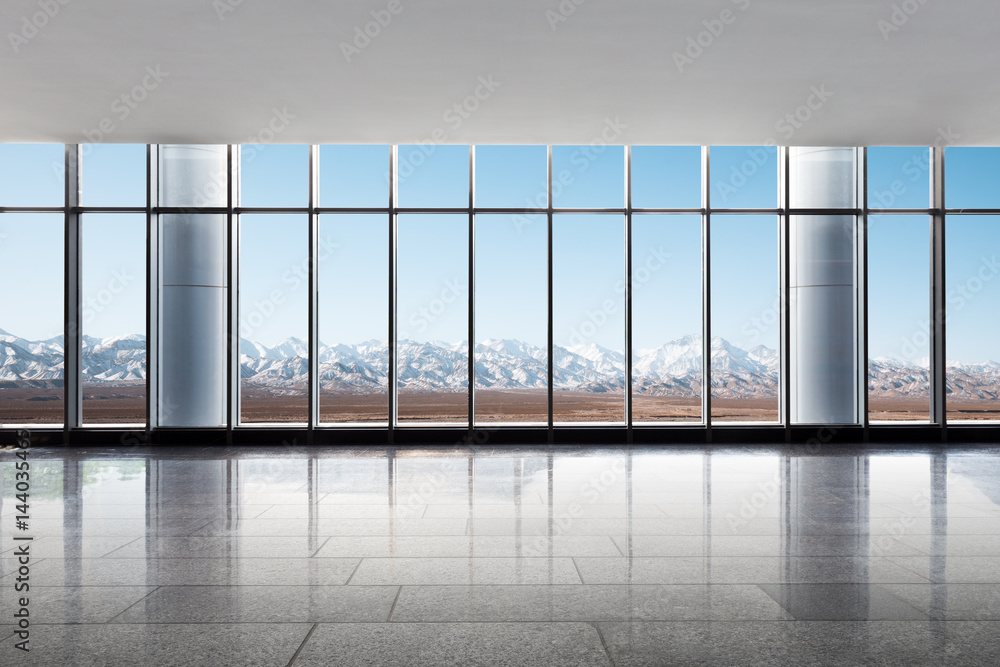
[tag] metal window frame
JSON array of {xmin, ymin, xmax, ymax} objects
[
  {"xmin": 779, "ymin": 146, "xmax": 790, "ymax": 435},
  {"xmin": 702, "ymin": 146, "xmax": 713, "ymax": 436},
  {"xmin": 389, "ymin": 146, "xmax": 398, "ymax": 436},
  {"xmin": 931, "ymin": 146, "xmax": 947, "ymax": 432},
  {"xmin": 625, "ymin": 146, "xmax": 634, "ymax": 439},
  {"xmin": 146, "ymin": 144, "xmax": 158, "ymax": 435},
  {"xmin": 308, "ymin": 145, "xmax": 320, "ymax": 439},
  {"xmin": 467, "ymin": 145, "xmax": 476, "ymax": 435},
  {"xmin": 859, "ymin": 147, "xmax": 870, "ymax": 437},
  {"xmin": 64, "ymin": 144, "xmax": 82, "ymax": 434},
  {"xmin": 9, "ymin": 141, "xmax": 1000, "ymax": 446}
]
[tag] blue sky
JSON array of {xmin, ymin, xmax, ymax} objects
[{"xmin": 1, "ymin": 143, "xmax": 999, "ymax": 362}]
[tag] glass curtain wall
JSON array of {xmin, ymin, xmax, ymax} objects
[
  {"xmin": 80, "ymin": 145, "xmax": 148, "ymax": 425},
  {"xmin": 7, "ymin": 142, "xmax": 1000, "ymax": 434},
  {"xmin": 0, "ymin": 144, "xmax": 67, "ymax": 425},
  {"xmin": 866, "ymin": 147, "xmax": 933, "ymax": 422},
  {"xmin": 318, "ymin": 145, "xmax": 391, "ymax": 424},
  {"xmin": 945, "ymin": 148, "xmax": 1000, "ymax": 421}
]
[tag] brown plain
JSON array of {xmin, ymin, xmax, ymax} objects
[{"xmin": 3, "ymin": 385, "xmax": 1000, "ymax": 425}]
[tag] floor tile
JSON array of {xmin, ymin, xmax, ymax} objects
[
  {"xmin": 2, "ymin": 623, "xmax": 311, "ymax": 666},
  {"xmin": 390, "ymin": 584, "xmax": 790, "ymax": 622},
  {"xmin": 893, "ymin": 534, "xmax": 1000, "ymax": 556},
  {"xmin": 597, "ymin": 620, "xmax": 1000, "ymax": 666},
  {"xmin": 24, "ymin": 557, "xmax": 360, "ymax": 586},
  {"xmin": 293, "ymin": 622, "xmax": 611, "ymax": 666},
  {"xmin": 313, "ymin": 535, "xmax": 621, "ymax": 558},
  {"xmin": 758, "ymin": 583, "xmax": 927, "ymax": 620},
  {"xmin": 191, "ymin": 517, "xmax": 469, "ymax": 537},
  {"xmin": 888, "ymin": 556, "xmax": 1000, "ymax": 583},
  {"xmin": 0, "ymin": 585, "xmax": 157, "ymax": 624},
  {"xmin": 0, "ymin": 535, "xmax": 140, "ymax": 558},
  {"xmin": 111, "ymin": 585, "xmax": 398, "ymax": 623},
  {"xmin": 17, "ymin": 518, "xmax": 212, "ymax": 538},
  {"xmin": 609, "ymin": 534, "xmax": 924, "ymax": 558},
  {"xmin": 348, "ymin": 557, "xmax": 582, "ymax": 585},
  {"xmin": 7, "ymin": 444, "xmax": 1000, "ymax": 665},
  {"xmin": 572, "ymin": 556, "xmax": 932, "ymax": 585},
  {"xmin": 100, "ymin": 536, "xmax": 329, "ymax": 558},
  {"xmin": 881, "ymin": 583, "xmax": 1000, "ymax": 619}
]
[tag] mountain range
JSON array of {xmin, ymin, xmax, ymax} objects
[{"xmin": 2, "ymin": 327, "xmax": 998, "ymax": 400}]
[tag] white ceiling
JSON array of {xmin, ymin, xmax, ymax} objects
[{"xmin": 1, "ymin": 0, "xmax": 998, "ymax": 146}]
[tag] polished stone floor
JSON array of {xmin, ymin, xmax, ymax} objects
[{"xmin": 2, "ymin": 444, "xmax": 1000, "ymax": 665}]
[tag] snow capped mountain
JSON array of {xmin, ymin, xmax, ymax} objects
[
  {"xmin": 83, "ymin": 334, "xmax": 146, "ymax": 382},
  {"xmin": 0, "ymin": 334, "xmax": 65, "ymax": 383},
  {"xmin": 1, "ymin": 327, "xmax": 999, "ymax": 401}
]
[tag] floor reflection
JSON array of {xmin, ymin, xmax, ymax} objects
[{"xmin": 3, "ymin": 445, "xmax": 1000, "ymax": 665}]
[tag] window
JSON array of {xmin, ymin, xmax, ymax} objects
[
  {"xmin": 82, "ymin": 144, "xmax": 146, "ymax": 208},
  {"xmin": 0, "ymin": 213, "xmax": 64, "ymax": 425},
  {"xmin": 709, "ymin": 146, "xmax": 777, "ymax": 209},
  {"xmin": 240, "ymin": 144, "xmax": 308, "ymax": 208},
  {"xmin": 632, "ymin": 215, "xmax": 703, "ymax": 423},
  {"xmin": 551, "ymin": 145, "xmax": 625, "ymax": 209},
  {"xmin": 474, "ymin": 214, "xmax": 548, "ymax": 424},
  {"xmin": 631, "ymin": 146, "xmax": 701, "ymax": 209},
  {"xmin": 867, "ymin": 216, "xmax": 930, "ymax": 422},
  {"xmin": 946, "ymin": 216, "xmax": 1000, "ymax": 421},
  {"xmin": 5, "ymin": 142, "xmax": 999, "ymax": 437},
  {"xmin": 710, "ymin": 215, "xmax": 780, "ymax": 422},
  {"xmin": 867, "ymin": 147, "xmax": 930, "ymax": 210},
  {"xmin": 397, "ymin": 145, "xmax": 468, "ymax": 208},
  {"xmin": 239, "ymin": 214, "xmax": 308, "ymax": 424},
  {"xmin": 553, "ymin": 214, "xmax": 625, "ymax": 424},
  {"xmin": 319, "ymin": 145, "xmax": 390, "ymax": 208},
  {"xmin": 396, "ymin": 214, "xmax": 469, "ymax": 425},
  {"xmin": 319, "ymin": 214, "xmax": 389, "ymax": 424},
  {"xmin": 0, "ymin": 143, "xmax": 64, "ymax": 207},
  {"xmin": 81, "ymin": 214, "xmax": 146, "ymax": 424}
]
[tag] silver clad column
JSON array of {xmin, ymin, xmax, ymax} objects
[
  {"xmin": 158, "ymin": 145, "xmax": 228, "ymax": 426},
  {"xmin": 789, "ymin": 147, "xmax": 858, "ymax": 424}
]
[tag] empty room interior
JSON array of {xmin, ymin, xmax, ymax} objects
[{"xmin": 3, "ymin": 1, "xmax": 1000, "ymax": 665}]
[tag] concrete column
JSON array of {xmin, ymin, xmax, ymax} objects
[
  {"xmin": 789, "ymin": 147, "xmax": 858, "ymax": 424},
  {"xmin": 158, "ymin": 145, "xmax": 227, "ymax": 427}
]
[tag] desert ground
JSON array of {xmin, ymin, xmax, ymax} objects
[
  {"xmin": 868, "ymin": 398, "xmax": 932, "ymax": 422},
  {"xmin": 3, "ymin": 384, "xmax": 1000, "ymax": 425}
]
